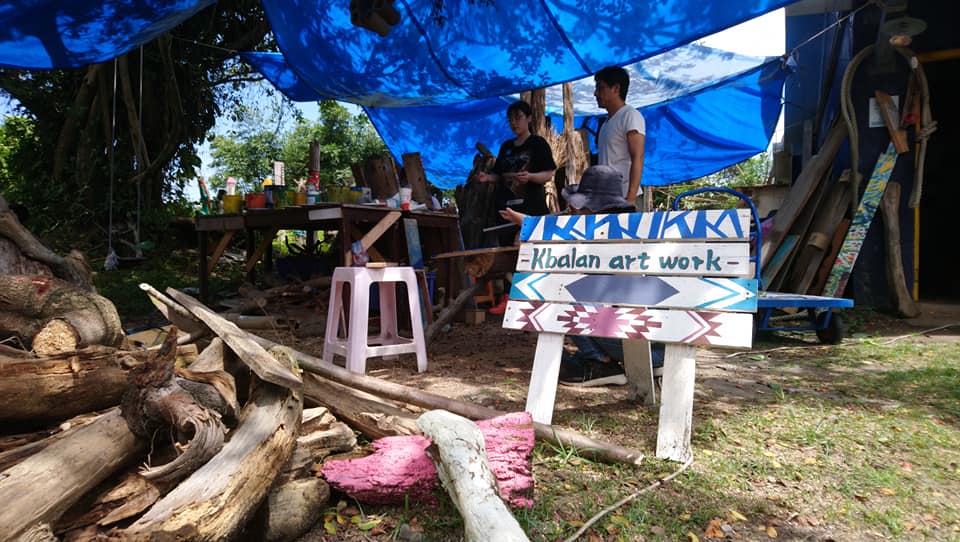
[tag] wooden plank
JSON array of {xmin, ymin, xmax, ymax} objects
[
  {"xmin": 875, "ymin": 90, "xmax": 909, "ymax": 154},
  {"xmin": 810, "ymin": 218, "xmax": 850, "ymax": 295},
  {"xmin": 502, "ymin": 301, "xmax": 754, "ymax": 348},
  {"xmin": 760, "ymin": 121, "xmax": 847, "ymax": 269},
  {"xmin": 206, "ymin": 231, "xmax": 236, "ymax": 276},
  {"xmin": 359, "ymin": 210, "xmax": 402, "ymax": 250},
  {"xmin": 244, "ymin": 228, "xmax": 279, "ymax": 274},
  {"xmin": 403, "ymin": 218, "xmax": 424, "ymax": 269},
  {"xmin": 623, "ymin": 339, "xmax": 656, "ymax": 405},
  {"xmin": 822, "ymin": 143, "xmax": 897, "ymax": 298},
  {"xmin": 509, "ymin": 273, "xmax": 758, "ymax": 312},
  {"xmin": 783, "ymin": 174, "xmax": 852, "ymax": 294},
  {"xmin": 760, "ymin": 234, "xmax": 798, "ymax": 288},
  {"xmin": 519, "ymin": 209, "xmax": 751, "ymax": 242},
  {"xmin": 515, "ymin": 242, "xmax": 751, "ymax": 276},
  {"xmin": 402, "ymin": 152, "xmax": 433, "ymax": 207},
  {"xmin": 523, "ymin": 332, "xmax": 565, "ymax": 425},
  {"xmin": 166, "ymin": 287, "xmax": 303, "ymax": 391},
  {"xmin": 656, "ymin": 344, "xmax": 697, "ymax": 462}
]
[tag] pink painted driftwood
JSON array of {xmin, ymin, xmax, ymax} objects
[{"xmin": 321, "ymin": 412, "xmax": 534, "ymax": 508}]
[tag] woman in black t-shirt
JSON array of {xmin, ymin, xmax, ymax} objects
[
  {"xmin": 473, "ymin": 101, "xmax": 557, "ymax": 314},
  {"xmin": 474, "ymin": 101, "xmax": 557, "ymax": 219}
]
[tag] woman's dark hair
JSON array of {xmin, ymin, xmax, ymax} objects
[{"xmin": 506, "ymin": 101, "xmax": 534, "ymax": 133}]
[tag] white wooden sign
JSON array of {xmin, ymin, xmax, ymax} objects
[
  {"xmin": 520, "ymin": 209, "xmax": 751, "ymax": 242},
  {"xmin": 516, "ymin": 242, "xmax": 751, "ymax": 276},
  {"xmin": 502, "ymin": 300, "xmax": 754, "ymax": 348},
  {"xmin": 510, "ymin": 273, "xmax": 758, "ymax": 312}
]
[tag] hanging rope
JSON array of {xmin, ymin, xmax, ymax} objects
[{"xmin": 104, "ymin": 58, "xmax": 119, "ymax": 271}]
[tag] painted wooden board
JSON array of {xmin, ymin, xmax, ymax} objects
[
  {"xmin": 760, "ymin": 234, "xmax": 798, "ymax": 287},
  {"xmin": 515, "ymin": 242, "xmax": 752, "ymax": 276},
  {"xmin": 502, "ymin": 300, "xmax": 754, "ymax": 348},
  {"xmin": 823, "ymin": 143, "xmax": 897, "ymax": 298},
  {"xmin": 757, "ymin": 291, "xmax": 853, "ymax": 309},
  {"xmin": 510, "ymin": 273, "xmax": 758, "ymax": 312},
  {"xmin": 520, "ymin": 209, "xmax": 751, "ymax": 242}
]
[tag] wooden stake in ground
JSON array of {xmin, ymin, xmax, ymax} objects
[{"xmin": 417, "ymin": 410, "xmax": 529, "ymax": 542}]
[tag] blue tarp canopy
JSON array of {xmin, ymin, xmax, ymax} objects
[
  {"xmin": 0, "ymin": 0, "xmax": 793, "ymax": 189},
  {"xmin": 245, "ymin": 46, "xmax": 787, "ymax": 189}
]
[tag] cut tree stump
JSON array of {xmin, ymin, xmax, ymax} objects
[
  {"xmin": 0, "ymin": 408, "xmax": 144, "ymax": 542},
  {"xmin": 0, "ymin": 275, "xmax": 123, "ymax": 355},
  {"xmin": 417, "ymin": 410, "xmax": 530, "ymax": 542}
]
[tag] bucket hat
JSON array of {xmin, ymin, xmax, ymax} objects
[{"xmin": 562, "ymin": 165, "xmax": 634, "ymax": 212}]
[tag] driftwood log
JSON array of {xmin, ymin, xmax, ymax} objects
[
  {"xmin": 110, "ymin": 358, "xmax": 303, "ymax": 540},
  {"xmin": 0, "ymin": 275, "xmax": 123, "ymax": 355},
  {"xmin": 0, "ymin": 346, "xmax": 134, "ymax": 425},
  {"xmin": 417, "ymin": 410, "xmax": 530, "ymax": 542},
  {"xmin": 0, "ymin": 195, "xmax": 94, "ymax": 291},
  {"xmin": 0, "ymin": 408, "xmax": 144, "ymax": 542},
  {"xmin": 141, "ymin": 283, "xmax": 646, "ymax": 465},
  {"xmin": 120, "ymin": 328, "xmax": 232, "ymax": 485},
  {"xmin": 304, "ymin": 373, "xmax": 421, "ymax": 439}
]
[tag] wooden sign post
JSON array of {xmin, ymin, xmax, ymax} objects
[{"xmin": 502, "ymin": 209, "xmax": 758, "ymax": 462}]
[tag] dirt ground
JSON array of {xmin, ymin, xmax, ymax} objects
[{"xmin": 288, "ymin": 300, "xmax": 960, "ymax": 423}]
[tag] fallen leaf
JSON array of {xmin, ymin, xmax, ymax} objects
[
  {"xmin": 358, "ymin": 519, "xmax": 382, "ymax": 531},
  {"xmin": 651, "ymin": 526, "xmax": 667, "ymax": 535},
  {"xmin": 687, "ymin": 532, "xmax": 700, "ymax": 542},
  {"xmin": 680, "ymin": 513, "xmax": 692, "ymax": 521},
  {"xmin": 729, "ymin": 510, "xmax": 748, "ymax": 522},
  {"xmin": 323, "ymin": 520, "xmax": 336, "ymax": 535},
  {"xmin": 704, "ymin": 518, "xmax": 725, "ymax": 538},
  {"xmin": 878, "ymin": 487, "xmax": 896, "ymax": 496},
  {"xmin": 766, "ymin": 525, "xmax": 778, "ymax": 538}
]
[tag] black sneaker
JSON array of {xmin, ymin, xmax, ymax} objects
[{"xmin": 559, "ymin": 359, "xmax": 627, "ymax": 388}]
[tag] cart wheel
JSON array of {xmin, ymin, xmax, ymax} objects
[{"xmin": 815, "ymin": 312, "xmax": 846, "ymax": 344}]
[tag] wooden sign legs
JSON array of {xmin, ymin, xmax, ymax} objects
[
  {"xmin": 524, "ymin": 333, "xmax": 565, "ymax": 425},
  {"xmin": 655, "ymin": 344, "xmax": 697, "ymax": 462}
]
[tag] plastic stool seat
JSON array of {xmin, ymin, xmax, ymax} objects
[{"xmin": 322, "ymin": 266, "xmax": 427, "ymax": 374}]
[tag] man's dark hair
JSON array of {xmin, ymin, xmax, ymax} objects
[{"xmin": 594, "ymin": 66, "xmax": 630, "ymax": 101}]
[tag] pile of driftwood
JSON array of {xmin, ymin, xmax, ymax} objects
[{"xmin": 0, "ymin": 196, "xmax": 648, "ymax": 541}]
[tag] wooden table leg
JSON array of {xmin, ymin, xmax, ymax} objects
[
  {"xmin": 199, "ymin": 230, "xmax": 209, "ymax": 302},
  {"xmin": 206, "ymin": 231, "xmax": 236, "ymax": 276}
]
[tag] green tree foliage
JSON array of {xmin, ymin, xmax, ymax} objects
[
  {"xmin": 656, "ymin": 152, "xmax": 773, "ymax": 210},
  {"xmin": 208, "ymin": 99, "xmax": 388, "ymax": 192},
  {"xmin": 0, "ymin": 0, "xmax": 272, "ymax": 252}
]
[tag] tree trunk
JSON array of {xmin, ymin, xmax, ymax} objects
[
  {"xmin": 0, "ymin": 346, "xmax": 131, "ymax": 425},
  {"xmin": 0, "ymin": 408, "xmax": 144, "ymax": 542},
  {"xmin": 0, "ymin": 199, "xmax": 94, "ymax": 291}
]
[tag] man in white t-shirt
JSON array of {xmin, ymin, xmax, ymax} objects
[{"xmin": 594, "ymin": 66, "xmax": 645, "ymax": 206}]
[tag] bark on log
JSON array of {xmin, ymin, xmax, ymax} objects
[
  {"xmin": 304, "ymin": 373, "xmax": 421, "ymax": 439},
  {"xmin": 417, "ymin": 410, "xmax": 529, "ymax": 542},
  {"xmin": 244, "ymin": 407, "xmax": 348, "ymax": 542},
  {"xmin": 0, "ymin": 409, "xmax": 144, "ymax": 542},
  {"xmin": 0, "ymin": 275, "xmax": 122, "ymax": 354},
  {"xmin": 0, "ymin": 346, "xmax": 129, "ymax": 425},
  {"xmin": 120, "ymin": 329, "xmax": 233, "ymax": 484},
  {"xmin": 111, "ymin": 370, "xmax": 303, "ymax": 540},
  {"xmin": 0, "ymin": 411, "xmax": 103, "ymax": 472},
  {"xmin": 0, "ymin": 197, "xmax": 94, "ymax": 290},
  {"xmin": 165, "ymin": 287, "xmax": 303, "ymax": 391},
  {"xmin": 55, "ymin": 473, "xmax": 162, "ymax": 539}
]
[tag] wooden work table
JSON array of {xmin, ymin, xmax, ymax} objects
[{"xmin": 195, "ymin": 203, "xmax": 463, "ymax": 303}]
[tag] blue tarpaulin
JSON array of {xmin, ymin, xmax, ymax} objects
[
  {"xmin": 0, "ymin": 0, "xmax": 791, "ymax": 189},
  {"xmin": 245, "ymin": 46, "xmax": 787, "ymax": 189},
  {"xmin": 0, "ymin": 0, "xmax": 215, "ymax": 69}
]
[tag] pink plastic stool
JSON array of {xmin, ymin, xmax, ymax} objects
[{"xmin": 322, "ymin": 266, "xmax": 427, "ymax": 374}]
